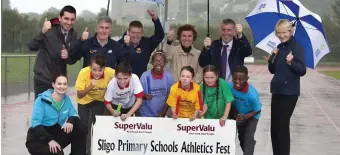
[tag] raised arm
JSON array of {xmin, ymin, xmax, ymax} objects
[{"xmin": 147, "ymin": 9, "xmax": 165, "ymax": 52}]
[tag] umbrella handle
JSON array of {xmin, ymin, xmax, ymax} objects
[{"xmin": 206, "ymin": 33, "xmax": 211, "ymax": 50}]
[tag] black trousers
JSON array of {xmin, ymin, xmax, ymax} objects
[
  {"xmin": 271, "ymin": 94, "xmax": 298, "ymax": 155},
  {"xmin": 78, "ymin": 101, "xmax": 105, "ymax": 154},
  {"xmin": 237, "ymin": 118, "xmax": 258, "ymax": 155},
  {"xmin": 34, "ymin": 78, "xmax": 53, "ymax": 99},
  {"xmin": 26, "ymin": 120, "xmax": 86, "ymax": 155}
]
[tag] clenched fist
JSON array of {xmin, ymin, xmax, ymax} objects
[
  {"xmin": 81, "ymin": 27, "xmax": 89, "ymax": 41},
  {"xmin": 167, "ymin": 28, "xmax": 174, "ymax": 42},
  {"xmin": 61, "ymin": 45, "xmax": 68, "ymax": 59},
  {"xmin": 204, "ymin": 37, "xmax": 212, "ymax": 48},
  {"xmin": 124, "ymin": 31, "xmax": 130, "ymax": 45},
  {"xmin": 42, "ymin": 18, "xmax": 52, "ymax": 34},
  {"xmin": 235, "ymin": 24, "xmax": 243, "ymax": 38},
  {"xmin": 147, "ymin": 9, "xmax": 157, "ymax": 20}
]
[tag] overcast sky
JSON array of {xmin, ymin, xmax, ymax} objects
[{"xmin": 11, "ymin": 0, "xmax": 109, "ymax": 14}]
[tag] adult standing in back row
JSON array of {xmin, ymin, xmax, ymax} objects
[
  {"xmin": 119, "ymin": 9, "xmax": 165, "ymax": 78},
  {"xmin": 28, "ymin": 5, "xmax": 81, "ymax": 99},
  {"xmin": 198, "ymin": 18, "xmax": 252, "ymax": 82}
]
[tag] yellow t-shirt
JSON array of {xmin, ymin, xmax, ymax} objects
[
  {"xmin": 166, "ymin": 82, "xmax": 202, "ymax": 118},
  {"xmin": 75, "ymin": 66, "xmax": 115, "ymax": 104}
]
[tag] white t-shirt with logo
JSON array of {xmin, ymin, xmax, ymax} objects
[{"xmin": 104, "ymin": 74, "xmax": 144, "ymax": 109}]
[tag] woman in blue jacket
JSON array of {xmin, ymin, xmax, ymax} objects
[
  {"xmin": 268, "ymin": 19, "xmax": 306, "ymax": 155},
  {"xmin": 26, "ymin": 73, "xmax": 85, "ymax": 155}
]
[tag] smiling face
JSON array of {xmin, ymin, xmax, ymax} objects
[
  {"xmin": 90, "ymin": 63, "xmax": 104, "ymax": 80},
  {"xmin": 115, "ymin": 73, "xmax": 131, "ymax": 88},
  {"xmin": 52, "ymin": 76, "xmax": 68, "ymax": 95},
  {"xmin": 219, "ymin": 23, "xmax": 235, "ymax": 43},
  {"xmin": 58, "ymin": 11, "xmax": 76, "ymax": 31},
  {"xmin": 96, "ymin": 21, "xmax": 112, "ymax": 40},
  {"xmin": 179, "ymin": 30, "xmax": 194, "ymax": 48},
  {"xmin": 204, "ymin": 71, "xmax": 218, "ymax": 87},
  {"xmin": 275, "ymin": 20, "xmax": 294, "ymax": 43},
  {"xmin": 232, "ymin": 72, "xmax": 248, "ymax": 91},
  {"xmin": 152, "ymin": 54, "xmax": 165, "ymax": 73}
]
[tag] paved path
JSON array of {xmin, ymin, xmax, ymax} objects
[{"xmin": 2, "ymin": 64, "xmax": 340, "ymax": 155}]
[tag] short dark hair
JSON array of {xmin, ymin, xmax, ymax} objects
[
  {"xmin": 177, "ymin": 24, "xmax": 198, "ymax": 41},
  {"xmin": 115, "ymin": 61, "xmax": 132, "ymax": 75},
  {"xmin": 221, "ymin": 18, "xmax": 235, "ymax": 27},
  {"xmin": 151, "ymin": 50, "xmax": 167, "ymax": 63},
  {"xmin": 90, "ymin": 55, "xmax": 106, "ymax": 68},
  {"xmin": 181, "ymin": 66, "xmax": 195, "ymax": 78},
  {"xmin": 60, "ymin": 5, "xmax": 76, "ymax": 17},
  {"xmin": 52, "ymin": 73, "xmax": 68, "ymax": 83},
  {"xmin": 129, "ymin": 21, "xmax": 143, "ymax": 29},
  {"xmin": 233, "ymin": 65, "xmax": 248, "ymax": 76}
]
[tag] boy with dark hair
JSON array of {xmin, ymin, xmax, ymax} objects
[
  {"xmin": 228, "ymin": 65, "xmax": 262, "ymax": 155},
  {"xmin": 75, "ymin": 55, "xmax": 115, "ymax": 154}
]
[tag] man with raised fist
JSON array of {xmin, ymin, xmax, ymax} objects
[
  {"xmin": 73, "ymin": 16, "xmax": 133, "ymax": 69},
  {"xmin": 119, "ymin": 9, "xmax": 165, "ymax": 78},
  {"xmin": 28, "ymin": 5, "xmax": 81, "ymax": 99},
  {"xmin": 198, "ymin": 18, "xmax": 252, "ymax": 82}
]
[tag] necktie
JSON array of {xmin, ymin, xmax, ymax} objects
[
  {"xmin": 63, "ymin": 33, "xmax": 67, "ymax": 42},
  {"xmin": 220, "ymin": 45, "xmax": 229, "ymax": 79}
]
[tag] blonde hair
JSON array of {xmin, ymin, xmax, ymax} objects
[{"xmin": 275, "ymin": 19, "xmax": 295, "ymax": 35}]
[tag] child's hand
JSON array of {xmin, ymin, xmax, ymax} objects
[
  {"xmin": 120, "ymin": 114, "xmax": 131, "ymax": 121},
  {"xmin": 219, "ymin": 117, "xmax": 227, "ymax": 127},
  {"xmin": 190, "ymin": 115, "xmax": 197, "ymax": 121},
  {"xmin": 236, "ymin": 114, "xmax": 246, "ymax": 122},
  {"xmin": 199, "ymin": 110, "xmax": 205, "ymax": 118},
  {"xmin": 172, "ymin": 113, "xmax": 179, "ymax": 119},
  {"xmin": 144, "ymin": 94, "xmax": 153, "ymax": 100},
  {"xmin": 112, "ymin": 110, "xmax": 120, "ymax": 117}
]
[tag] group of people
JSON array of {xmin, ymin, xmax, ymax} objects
[{"xmin": 25, "ymin": 5, "xmax": 306, "ymax": 155}]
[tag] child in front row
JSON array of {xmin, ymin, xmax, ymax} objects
[
  {"xmin": 229, "ymin": 65, "xmax": 262, "ymax": 155},
  {"xmin": 104, "ymin": 61, "xmax": 144, "ymax": 121},
  {"xmin": 166, "ymin": 66, "xmax": 202, "ymax": 120},
  {"xmin": 199, "ymin": 65, "xmax": 235, "ymax": 126}
]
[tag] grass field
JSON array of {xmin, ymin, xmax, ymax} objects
[
  {"xmin": 2, "ymin": 55, "xmax": 340, "ymax": 83},
  {"xmin": 320, "ymin": 70, "xmax": 340, "ymax": 80},
  {"xmin": 1, "ymin": 56, "xmax": 82, "ymax": 83}
]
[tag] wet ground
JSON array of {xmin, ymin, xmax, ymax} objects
[{"xmin": 2, "ymin": 64, "xmax": 340, "ymax": 155}]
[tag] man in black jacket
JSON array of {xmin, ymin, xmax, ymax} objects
[
  {"xmin": 29, "ymin": 5, "xmax": 81, "ymax": 99},
  {"xmin": 199, "ymin": 18, "xmax": 252, "ymax": 82},
  {"xmin": 119, "ymin": 9, "xmax": 164, "ymax": 77}
]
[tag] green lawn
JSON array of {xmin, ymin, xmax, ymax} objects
[
  {"xmin": 1, "ymin": 56, "xmax": 82, "ymax": 83},
  {"xmin": 320, "ymin": 70, "xmax": 340, "ymax": 80}
]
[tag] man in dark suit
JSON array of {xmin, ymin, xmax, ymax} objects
[{"xmin": 199, "ymin": 18, "xmax": 252, "ymax": 82}]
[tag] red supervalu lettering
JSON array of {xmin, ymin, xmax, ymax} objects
[
  {"xmin": 177, "ymin": 124, "xmax": 215, "ymax": 133},
  {"xmin": 114, "ymin": 122, "xmax": 153, "ymax": 131}
]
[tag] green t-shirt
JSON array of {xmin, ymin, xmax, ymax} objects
[
  {"xmin": 52, "ymin": 97, "xmax": 62, "ymax": 111},
  {"xmin": 200, "ymin": 78, "xmax": 235, "ymax": 119}
]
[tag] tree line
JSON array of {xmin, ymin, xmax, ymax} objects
[{"xmin": 1, "ymin": 1, "xmax": 340, "ymax": 62}]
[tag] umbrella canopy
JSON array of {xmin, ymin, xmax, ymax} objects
[
  {"xmin": 245, "ymin": 0, "xmax": 330, "ymax": 69},
  {"xmin": 125, "ymin": 0, "xmax": 164, "ymax": 5}
]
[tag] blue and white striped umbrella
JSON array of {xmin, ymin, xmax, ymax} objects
[
  {"xmin": 126, "ymin": 0, "xmax": 164, "ymax": 6},
  {"xmin": 245, "ymin": 0, "xmax": 330, "ymax": 69}
]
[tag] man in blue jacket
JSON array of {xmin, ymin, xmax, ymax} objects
[
  {"xmin": 199, "ymin": 18, "xmax": 252, "ymax": 82},
  {"xmin": 73, "ymin": 16, "xmax": 133, "ymax": 69},
  {"xmin": 119, "ymin": 9, "xmax": 165, "ymax": 77}
]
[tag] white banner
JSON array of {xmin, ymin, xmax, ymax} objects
[{"xmin": 92, "ymin": 116, "xmax": 236, "ymax": 155}]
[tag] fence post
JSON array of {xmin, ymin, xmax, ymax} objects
[
  {"xmin": 28, "ymin": 55, "xmax": 31, "ymax": 100},
  {"xmin": 4, "ymin": 56, "xmax": 8, "ymax": 99}
]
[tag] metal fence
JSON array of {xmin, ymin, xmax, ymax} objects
[{"xmin": 1, "ymin": 55, "xmax": 83, "ymax": 100}]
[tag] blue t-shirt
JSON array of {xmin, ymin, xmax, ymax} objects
[
  {"xmin": 138, "ymin": 70, "xmax": 174, "ymax": 117},
  {"xmin": 228, "ymin": 82, "xmax": 262, "ymax": 119}
]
